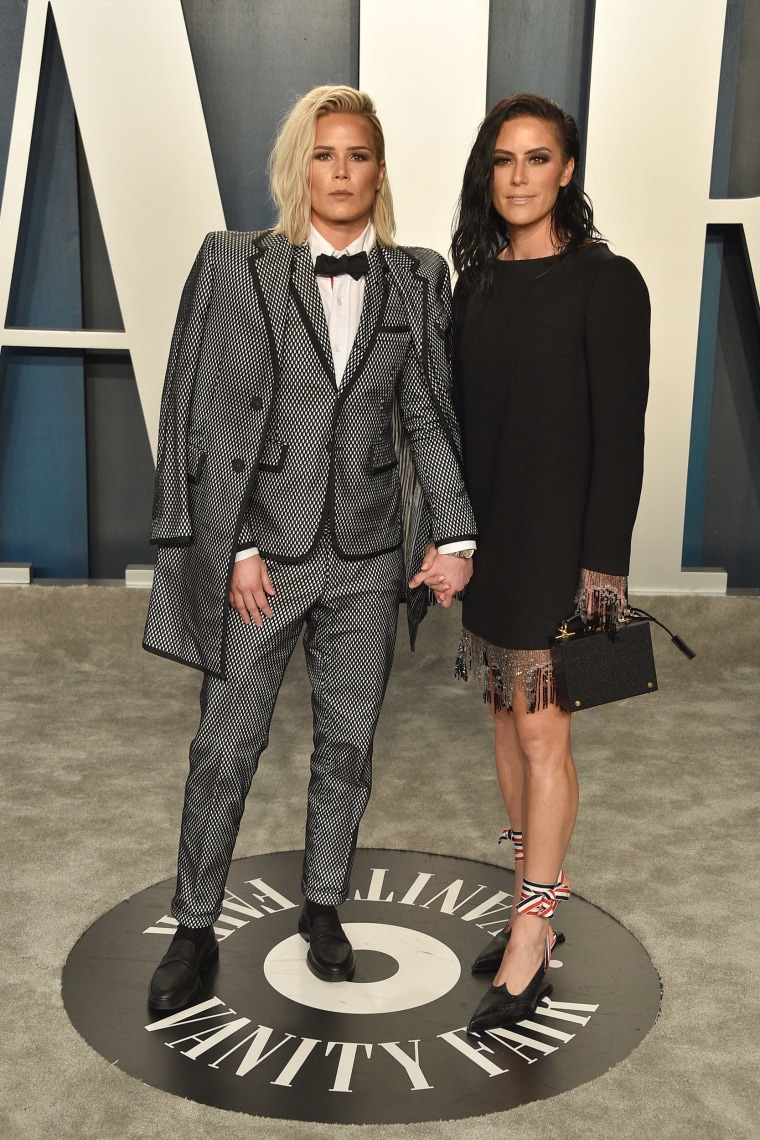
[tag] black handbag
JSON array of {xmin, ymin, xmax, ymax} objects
[{"xmin": 551, "ymin": 607, "xmax": 695, "ymax": 712}]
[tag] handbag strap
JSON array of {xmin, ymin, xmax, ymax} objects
[
  {"xmin": 555, "ymin": 606, "xmax": 696, "ymax": 660},
  {"xmin": 621, "ymin": 607, "xmax": 696, "ymax": 660}
]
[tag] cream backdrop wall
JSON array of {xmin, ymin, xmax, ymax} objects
[
  {"xmin": 584, "ymin": 0, "xmax": 736, "ymax": 593},
  {"xmin": 1, "ymin": 0, "xmax": 747, "ymax": 593}
]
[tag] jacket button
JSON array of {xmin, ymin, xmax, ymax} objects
[
  {"xmin": 232, "ymin": 459, "xmax": 245, "ymax": 473},
  {"xmin": 250, "ymin": 395, "xmax": 263, "ymax": 411}
]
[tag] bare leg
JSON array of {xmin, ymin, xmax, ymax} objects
[
  {"xmin": 493, "ymin": 688, "xmax": 578, "ymax": 994},
  {"xmin": 492, "ymin": 706, "xmax": 525, "ymax": 925}
]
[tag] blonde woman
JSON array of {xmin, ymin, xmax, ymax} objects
[{"xmin": 145, "ymin": 85, "xmax": 476, "ymax": 1011}]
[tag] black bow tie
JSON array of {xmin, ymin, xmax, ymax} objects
[{"xmin": 314, "ymin": 251, "xmax": 370, "ymax": 280}]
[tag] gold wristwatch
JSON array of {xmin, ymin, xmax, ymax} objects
[{"xmin": 451, "ymin": 548, "xmax": 475, "ymax": 559}]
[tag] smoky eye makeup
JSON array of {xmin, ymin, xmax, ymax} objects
[{"xmin": 494, "ymin": 148, "xmax": 554, "ymax": 162}]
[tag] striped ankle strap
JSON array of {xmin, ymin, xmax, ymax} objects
[
  {"xmin": 498, "ymin": 828, "xmax": 524, "ymax": 861},
  {"xmin": 517, "ymin": 870, "xmax": 571, "ymax": 919}
]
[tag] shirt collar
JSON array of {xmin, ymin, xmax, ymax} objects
[{"xmin": 309, "ymin": 222, "xmax": 375, "ymax": 263}]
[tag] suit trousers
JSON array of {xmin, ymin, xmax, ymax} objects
[{"xmin": 171, "ymin": 537, "xmax": 405, "ymax": 926}]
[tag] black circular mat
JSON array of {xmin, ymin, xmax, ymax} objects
[{"xmin": 62, "ymin": 848, "xmax": 660, "ymax": 1123}]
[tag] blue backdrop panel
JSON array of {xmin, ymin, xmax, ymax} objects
[
  {"xmin": 710, "ymin": 0, "xmax": 744, "ymax": 199},
  {"xmin": 84, "ymin": 352, "xmax": 156, "ymax": 579},
  {"xmin": 181, "ymin": 0, "xmax": 359, "ymax": 231},
  {"xmin": 726, "ymin": 0, "xmax": 760, "ymax": 198},
  {"xmin": 0, "ymin": 348, "xmax": 88, "ymax": 577},
  {"xmin": 1, "ymin": 9, "xmax": 88, "ymax": 578},
  {"xmin": 6, "ymin": 9, "xmax": 82, "ymax": 329},
  {"xmin": 77, "ymin": 134, "xmax": 123, "ymax": 334},
  {"xmin": 76, "ymin": 137, "xmax": 153, "ymax": 579},
  {"xmin": 486, "ymin": 0, "xmax": 595, "ymax": 153},
  {"xmin": 686, "ymin": 0, "xmax": 760, "ymax": 582},
  {"xmin": 700, "ymin": 227, "xmax": 760, "ymax": 588},
  {"xmin": 0, "ymin": 0, "xmax": 28, "ymax": 197},
  {"xmin": 683, "ymin": 233, "xmax": 722, "ymax": 568}
]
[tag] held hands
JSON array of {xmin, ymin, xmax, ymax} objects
[
  {"xmin": 229, "ymin": 554, "xmax": 275, "ymax": 626},
  {"xmin": 408, "ymin": 542, "xmax": 473, "ymax": 608}
]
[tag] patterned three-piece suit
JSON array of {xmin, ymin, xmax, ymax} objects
[{"xmin": 143, "ymin": 229, "xmax": 477, "ymax": 925}]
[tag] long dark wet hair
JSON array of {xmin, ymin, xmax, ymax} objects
[{"xmin": 452, "ymin": 93, "xmax": 602, "ymax": 293}]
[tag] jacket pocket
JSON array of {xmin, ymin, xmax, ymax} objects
[
  {"xmin": 369, "ymin": 442, "xmax": 398, "ymax": 476},
  {"xmin": 186, "ymin": 448, "xmax": 207, "ymax": 485},
  {"xmin": 258, "ymin": 438, "xmax": 288, "ymax": 473}
]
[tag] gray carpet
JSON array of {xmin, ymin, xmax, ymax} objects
[{"xmin": 1, "ymin": 586, "xmax": 758, "ymax": 1138}]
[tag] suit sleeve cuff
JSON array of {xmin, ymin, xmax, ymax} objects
[{"xmin": 437, "ymin": 540, "xmax": 477, "ymax": 555}]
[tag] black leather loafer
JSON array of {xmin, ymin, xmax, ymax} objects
[
  {"xmin": 471, "ymin": 926, "xmax": 565, "ymax": 973},
  {"xmin": 148, "ymin": 928, "xmax": 218, "ymax": 1011},
  {"xmin": 298, "ymin": 902, "xmax": 355, "ymax": 982}
]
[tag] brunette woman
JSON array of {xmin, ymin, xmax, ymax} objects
[{"xmin": 451, "ymin": 94, "xmax": 650, "ymax": 1033}]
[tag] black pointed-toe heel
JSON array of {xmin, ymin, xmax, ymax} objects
[
  {"xmin": 470, "ymin": 830, "xmax": 566, "ymax": 974},
  {"xmin": 467, "ymin": 873, "xmax": 571, "ymax": 1034},
  {"xmin": 467, "ymin": 944, "xmax": 554, "ymax": 1035},
  {"xmin": 471, "ymin": 925, "xmax": 512, "ymax": 973}
]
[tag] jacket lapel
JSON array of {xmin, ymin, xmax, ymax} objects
[
  {"xmin": 289, "ymin": 243, "xmax": 336, "ymax": 386},
  {"xmin": 340, "ymin": 248, "xmax": 389, "ymax": 394},
  {"xmin": 247, "ymin": 231, "xmax": 295, "ymax": 375},
  {"xmin": 247, "ymin": 237, "xmax": 428, "ymax": 392},
  {"xmin": 248, "ymin": 233, "xmax": 338, "ymax": 386}
]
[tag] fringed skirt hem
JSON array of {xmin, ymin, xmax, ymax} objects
[{"xmin": 455, "ymin": 629, "xmax": 558, "ymax": 713}]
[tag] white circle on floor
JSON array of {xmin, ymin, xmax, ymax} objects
[{"xmin": 263, "ymin": 922, "xmax": 461, "ymax": 1014}]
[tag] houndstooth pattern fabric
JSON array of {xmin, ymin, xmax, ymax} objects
[
  {"xmin": 172, "ymin": 539, "xmax": 404, "ymax": 924},
  {"xmin": 143, "ymin": 231, "xmax": 476, "ymax": 678}
]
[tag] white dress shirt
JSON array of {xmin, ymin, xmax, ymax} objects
[{"xmin": 311, "ymin": 222, "xmax": 373, "ymax": 386}]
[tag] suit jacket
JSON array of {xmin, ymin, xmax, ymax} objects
[{"xmin": 143, "ymin": 230, "xmax": 476, "ymax": 679}]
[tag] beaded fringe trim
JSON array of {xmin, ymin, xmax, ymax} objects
[
  {"xmin": 577, "ymin": 570, "xmax": 628, "ymax": 630},
  {"xmin": 455, "ymin": 630, "xmax": 557, "ymax": 713},
  {"xmin": 455, "ymin": 572, "xmax": 627, "ymax": 712}
]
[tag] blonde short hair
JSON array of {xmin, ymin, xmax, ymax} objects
[{"xmin": 269, "ymin": 85, "xmax": 395, "ymax": 246}]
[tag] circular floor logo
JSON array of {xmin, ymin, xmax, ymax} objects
[{"xmin": 62, "ymin": 849, "xmax": 660, "ymax": 1124}]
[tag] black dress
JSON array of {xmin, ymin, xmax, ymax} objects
[{"xmin": 453, "ymin": 243, "xmax": 650, "ymax": 710}]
